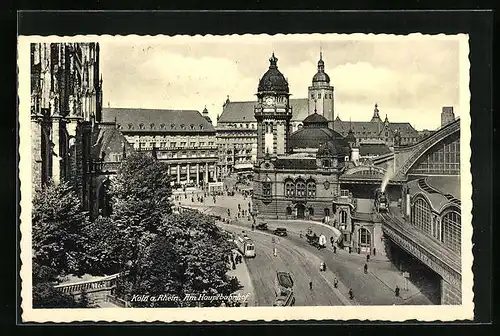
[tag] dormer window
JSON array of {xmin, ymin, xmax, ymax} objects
[
  {"xmin": 116, "ymin": 124, "xmax": 121, "ymax": 129},
  {"xmin": 190, "ymin": 124, "xmax": 195, "ymax": 130},
  {"xmin": 180, "ymin": 124, "xmax": 186, "ymax": 130},
  {"xmin": 139, "ymin": 123, "xmax": 145, "ymax": 130},
  {"xmin": 160, "ymin": 123, "xmax": 165, "ymax": 129},
  {"xmin": 171, "ymin": 124, "xmax": 175, "ymax": 129},
  {"xmin": 128, "ymin": 123, "xmax": 133, "ymax": 129},
  {"xmin": 199, "ymin": 125, "xmax": 204, "ymax": 129},
  {"xmin": 150, "ymin": 123, "xmax": 155, "ymax": 129}
]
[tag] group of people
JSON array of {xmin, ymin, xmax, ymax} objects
[{"xmin": 229, "ymin": 251, "xmax": 244, "ymax": 270}]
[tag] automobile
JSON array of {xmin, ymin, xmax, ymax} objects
[
  {"xmin": 256, "ymin": 222, "xmax": 268, "ymax": 231},
  {"xmin": 273, "ymin": 227, "xmax": 288, "ymax": 237}
]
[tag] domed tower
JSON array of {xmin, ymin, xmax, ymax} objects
[
  {"xmin": 254, "ymin": 53, "xmax": 292, "ymax": 162},
  {"xmin": 202, "ymin": 105, "xmax": 212, "ymax": 124},
  {"xmin": 308, "ymin": 52, "xmax": 334, "ymax": 128}
]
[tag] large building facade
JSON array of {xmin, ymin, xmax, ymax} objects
[
  {"xmin": 30, "ymin": 42, "xmax": 133, "ymax": 218},
  {"xmin": 102, "ymin": 107, "xmax": 218, "ymax": 187},
  {"xmin": 252, "ymin": 54, "xmax": 352, "ymax": 220},
  {"xmin": 30, "ymin": 42, "xmax": 103, "ymax": 211},
  {"xmin": 216, "ymin": 53, "xmax": 425, "ymax": 177}
]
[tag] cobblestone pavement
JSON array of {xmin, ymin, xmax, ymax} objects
[
  {"xmin": 221, "ymin": 223, "xmax": 345, "ymax": 306},
  {"xmin": 180, "ymin": 190, "xmax": 434, "ymax": 306}
]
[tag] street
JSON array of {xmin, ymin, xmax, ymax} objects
[{"xmin": 179, "ymin": 186, "xmax": 433, "ymax": 306}]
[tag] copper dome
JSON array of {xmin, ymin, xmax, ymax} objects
[{"xmin": 257, "ymin": 53, "xmax": 289, "ymax": 93}]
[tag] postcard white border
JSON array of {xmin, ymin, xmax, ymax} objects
[{"xmin": 19, "ymin": 33, "xmax": 473, "ymax": 322}]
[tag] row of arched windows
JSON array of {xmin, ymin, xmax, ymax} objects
[
  {"xmin": 411, "ymin": 197, "xmax": 461, "ymax": 255},
  {"xmin": 284, "ymin": 179, "xmax": 316, "ymax": 198}
]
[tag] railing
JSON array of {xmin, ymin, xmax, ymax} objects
[
  {"xmin": 54, "ymin": 273, "xmax": 121, "ymax": 295},
  {"xmin": 105, "ymin": 294, "xmax": 131, "ymax": 307}
]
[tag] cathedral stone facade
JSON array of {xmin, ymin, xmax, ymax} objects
[
  {"xmin": 30, "ymin": 43, "xmax": 102, "ymax": 208},
  {"xmin": 30, "ymin": 42, "xmax": 131, "ymax": 218}
]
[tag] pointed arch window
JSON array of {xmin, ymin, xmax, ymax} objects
[
  {"xmin": 295, "ymin": 179, "xmax": 306, "ymax": 198},
  {"xmin": 306, "ymin": 180, "xmax": 316, "ymax": 198},
  {"xmin": 285, "ymin": 179, "xmax": 295, "ymax": 198},
  {"xmin": 263, "ymin": 181, "xmax": 272, "ymax": 197}
]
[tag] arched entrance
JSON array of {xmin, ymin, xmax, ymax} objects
[
  {"xmin": 324, "ymin": 208, "xmax": 330, "ymax": 216},
  {"xmin": 296, "ymin": 203, "xmax": 305, "ymax": 219},
  {"xmin": 308, "ymin": 207, "xmax": 314, "ymax": 217}
]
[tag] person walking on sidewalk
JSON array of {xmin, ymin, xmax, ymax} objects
[
  {"xmin": 348, "ymin": 288, "xmax": 354, "ymax": 300},
  {"xmin": 273, "ymin": 247, "xmax": 277, "ymax": 257},
  {"xmin": 366, "ymin": 254, "xmax": 370, "ymax": 262},
  {"xmin": 334, "ymin": 277, "xmax": 338, "ymax": 288},
  {"xmin": 395, "ymin": 285, "xmax": 400, "ymax": 297},
  {"xmin": 333, "ymin": 245, "xmax": 337, "ymax": 254},
  {"xmin": 364, "ymin": 263, "xmax": 368, "ymax": 274},
  {"xmin": 309, "ymin": 281, "xmax": 313, "ymax": 290}
]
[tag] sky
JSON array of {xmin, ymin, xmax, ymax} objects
[{"xmin": 98, "ymin": 34, "xmax": 462, "ymax": 130}]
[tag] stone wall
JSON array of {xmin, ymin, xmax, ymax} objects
[
  {"xmin": 441, "ymin": 278, "xmax": 462, "ymax": 305},
  {"xmin": 31, "ymin": 120, "xmax": 42, "ymax": 195}
]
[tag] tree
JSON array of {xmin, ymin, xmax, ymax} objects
[
  {"xmin": 125, "ymin": 210, "xmax": 240, "ymax": 307},
  {"xmin": 32, "ymin": 181, "xmax": 89, "ymax": 278},
  {"xmin": 109, "ymin": 152, "xmax": 172, "ymax": 272},
  {"xmin": 82, "ymin": 216, "xmax": 126, "ymax": 275},
  {"xmin": 32, "ymin": 260, "xmax": 80, "ymax": 308}
]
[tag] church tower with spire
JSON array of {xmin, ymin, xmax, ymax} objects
[
  {"xmin": 308, "ymin": 51, "xmax": 335, "ymax": 129},
  {"xmin": 371, "ymin": 103, "xmax": 382, "ymax": 122}
]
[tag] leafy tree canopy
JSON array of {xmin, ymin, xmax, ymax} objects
[{"xmin": 32, "ymin": 181, "xmax": 89, "ymax": 278}]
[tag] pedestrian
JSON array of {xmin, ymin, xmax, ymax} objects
[
  {"xmin": 348, "ymin": 288, "xmax": 354, "ymax": 300},
  {"xmin": 251, "ymin": 224, "xmax": 255, "ymax": 231},
  {"xmin": 395, "ymin": 285, "xmax": 400, "ymax": 297},
  {"xmin": 309, "ymin": 281, "xmax": 313, "ymax": 290},
  {"xmin": 349, "ymin": 246, "xmax": 352, "ymax": 254},
  {"xmin": 273, "ymin": 247, "xmax": 277, "ymax": 257},
  {"xmin": 364, "ymin": 263, "xmax": 368, "ymax": 274},
  {"xmin": 334, "ymin": 278, "xmax": 338, "ymax": 288},
  {"xmin": 330, "ymin": 237, "xmax": 334, "ymax": 247},
  {"xmin": 373, "ymin": 247, "xmax": 376, "ymax": 256},
  {"xmin": 333, "ymin": 245, "xmax": 337, "ymax": 254},
  {"xmin": 366, "ymin": 254, "xmax": 370, "ymax": 262}
]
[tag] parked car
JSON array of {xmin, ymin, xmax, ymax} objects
[
  {"xmin": 256, "ymin": 222, "xmax": 268, "ymax": 231},
  {"xmin": 274, "ymin": 227, "xmax": 288, "ymax": 237}
]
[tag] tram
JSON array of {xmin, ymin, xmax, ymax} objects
[{"xmin": 235, "ymin": 234, "xmax": 256, "ymax": 258}]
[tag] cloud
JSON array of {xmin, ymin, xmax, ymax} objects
[{"xmin": 99, "ymin": 36, "xmax": 462, "ymax": 130}]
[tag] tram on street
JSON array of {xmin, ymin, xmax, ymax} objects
[{"xmin": 235, "ymin": 234, "xmax": 256, "ymax": 258}]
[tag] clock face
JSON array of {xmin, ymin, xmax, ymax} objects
[
  {"xmin": 323, "ymin": 181, "xmax": 330, "ymax": 190},
  {"xmin": 265, "ymin": 97, "xmax": 275, "ymax": 105}
]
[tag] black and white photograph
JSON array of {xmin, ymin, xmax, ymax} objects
[{"xmin": 18, "ymin": 32, "xmax": 473, "ymax": 322}]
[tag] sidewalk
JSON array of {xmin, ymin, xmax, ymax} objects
[
  {"xmin": 227, "ymin": 250, "xmax": 257, "ymax": 307},
  {"xmin": 370, "ymin": 268, "xmax": 420, "ymax": 301}
]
